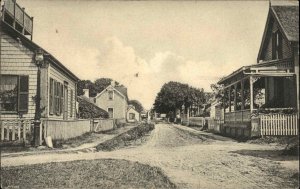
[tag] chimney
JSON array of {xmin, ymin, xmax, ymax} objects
[
  {"xmin": 111, "ymin": 80, "xmax": 116, "ymax": 87},
  {"xmin": 83, "ymin": 89, "xmax": 89, "ymax": 98}
]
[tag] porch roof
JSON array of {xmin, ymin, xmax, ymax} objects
[{"xmin": 218, "ymin": 58, "xmax": 294, "ymax": 86}]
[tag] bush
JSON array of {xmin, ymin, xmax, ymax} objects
[{"xmin": 96, "ymin": 123, "xmax": 155, "ymax": 151}]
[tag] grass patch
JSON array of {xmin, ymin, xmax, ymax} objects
[
  {"xmin": 1, "ymin": 159, "xmax": 176, "ymax": 189},
  {"xmin": 96, "ymin": 123, "xmax": 155, "ymax": 151}
]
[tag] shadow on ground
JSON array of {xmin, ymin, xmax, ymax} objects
[{"xmin": 230, "ymin": 149, "xmax": 299, "ymax": 161}]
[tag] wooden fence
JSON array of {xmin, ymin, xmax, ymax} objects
[
  {"xmin": 42, "ymin": 119, "xmax": 91, "ymax": 141},
  {"xmin": 188, "ymin": 117, "xmax": 208, "ymax": 127},
  {"xmin": 260, "ymin": 114, "xmax": 298, "ymax": 136},
  {"xmin": 208, "ymin": 119, "xmax": 224, "ymax": 133},
  {"xmin": 0, "ymin": 119, "xmax": 32, "ymax": 142},
  {"xmin": 91, "ymin": 119, "xmax": 115, "ymax": 132}
]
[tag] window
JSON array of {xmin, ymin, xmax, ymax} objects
[
  {"xmin": 0, "ymin": 75, "xmax": 29, "ymax": 113},
  {"xmin": 108, "ymin": 108, "xmax": 113, "ymax": 118},
  {"xmin": 49, "ymin": 78, "xmax": 64, "ymax": 115},
  {"xmin": 272, "ymin": 30, "xmax": 282, "ymax": 60},
  {"xmin": 129, "ymin": 113, "xmax": 135, "ymax": 120},
  {"xmin": 108, "ymin": 90, "xmax": 113, "ymax": 100}
]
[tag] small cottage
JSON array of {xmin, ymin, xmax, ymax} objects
[
  {"xmin": 127, "ymin": 105, "xmax": 140, "ymax": 123},
  {"xmin": 94, "ymin": 81, "xmax": 128, "ymax": 121}
]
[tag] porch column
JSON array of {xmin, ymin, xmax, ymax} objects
[
  {"xmin": 250, "ymin": 76, "xmax": 254, "ymax": 113},
  {"xmin": 241, "ymin": 79, "xmax": 245, "ymax": 110},
  {"xmin": 234, "ymin": 84, "xmax": 237, "ymax": 111},
  {"xmin": 293, "ymin": 46, "xmax": 299, "ymax": 116}
]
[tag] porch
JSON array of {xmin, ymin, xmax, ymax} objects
[{"xmin": 219, "ymin": 58, "xmax": 299, "ymax": 137}]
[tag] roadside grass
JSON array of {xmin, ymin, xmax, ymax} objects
[
  {"xmin": 1, "ymin": 159, "xmax": 177, "ymax": 189},
  {"xmin": 247, "ymin": 136, "xmax": 299, "ymax": 156},
  {"xmin": 96, "ymin": 123, "xmax": 155, "ymax": 151}
]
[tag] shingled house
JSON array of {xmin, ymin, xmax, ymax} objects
[
  {"xmin": 0, "ymin": 0, "xmax": 88, "ymax": 144},
  {"xmin": 218, "ymin": 2, "xmax": 299, "ymax": 137}
]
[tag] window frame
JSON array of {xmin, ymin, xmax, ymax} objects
[
  {"xmin": 0, "ymin": 74, "xmax": 29, "ymax": 114},
  {"xmin": 272, "ymin": 30, "xmax": 283, "ymax": 60},
  {"xmin": 108, "ymin": 90, "xmax": 114, "ymax": 100}
]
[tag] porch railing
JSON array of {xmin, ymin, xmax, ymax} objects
[
  {"xmin": 260, "ymin": 113, "xmax": 298, "ymax": 136},
  {"xmin": 0, "ymin": 119, "xmax": 32, "ymax": 142},
  {"xmin": 2, "ymin": 0, "xmax": 33, "ymax": 34}
]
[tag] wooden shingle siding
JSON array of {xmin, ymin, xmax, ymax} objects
[
  {"xmin": 48, "ymin": 64, "xmax": 76, "ymax": 120},
  {"xmin": 0, "ymin": 30, "xmax": 37, "ymax": 119},
  {"xmin": 261, "ymin": 18, "xmax": 293, "ymax": 62}
]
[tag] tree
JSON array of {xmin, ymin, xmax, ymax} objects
[
  {"xmin": 77, "ymin": 78, "xmax": 122, "ymax": 97},
  {"xmin": 210, "ymin": 83, "xmax": 228, "ymax": 108},
  {"xmin": 94, "ymin": 78, "xmax": 120, "ymax": 96},
  {"xmin": 128, "ymin": 99, "xmax": 144, "ymax": 113},
  {"xmin": 77, "ymin": 80, "xmax": 95, "ymax": 96},
  {"xmin": 153, "ymin": 81, "xmax": 205, "ymax": 115}
]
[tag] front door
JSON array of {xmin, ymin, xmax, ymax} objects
[
  {"xmin": 63, "ymin": 85, "xmax": 68, "ymax": 120},
  {"xmin": 108, "ymin": 108, "xmax": 113, "ymax": 118}
]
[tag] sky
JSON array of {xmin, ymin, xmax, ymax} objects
[{"xmin": 19, "ymin": 0, "xmax": 270, "ymax": 109}]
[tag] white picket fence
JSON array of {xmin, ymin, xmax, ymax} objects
[
  {"xmin": 0, "ymin": 119, "xmax": 33, "ymax": 142},
  {"xmin": 260, "ymin": 114, "xmax": 298, "ymax": 136}
]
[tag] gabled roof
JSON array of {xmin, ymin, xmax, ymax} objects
[
  {"xmin": 257, "ymin": 3, "xmax": 299, "ymax": 62},
  {"xmin": 0, "ymin": 20, "xmax": 80, "ymax": 81},
  {"xmin": 127, "ymin": 106, "xmax": 140, "ymax": 114},
  {"xmin": 95, "ymin": 84, "xmax": 128, "ymax": 100},
  {"xmin": 272, "ymin": 5, "xmax": 299, "ymax": 42}
]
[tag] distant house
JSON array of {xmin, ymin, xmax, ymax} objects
[
  {"xmin": 218, "ymin": 2, "xmax": 299, "ymax": 137},
  {"xmin": 126, "ymin": 105, "xmax": 140, "ymax": 122},
  {"xmin": 94, "ymin": 81, "xmax": 128, "ymax": 120},
  {"xmin": 0, "ymin": 0, "xmax": 79, "ymax": 121}
]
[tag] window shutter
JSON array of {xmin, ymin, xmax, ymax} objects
[
  {"xmin": 49, "ymin": 78, "xmax": 54, "ymax": 114},
  {"xmin": 18, "ymin": 75, "xmax": 29, "ymax": 113},
  {"xmin": 54, "ymin": 81, "xmax": 58, "ymax": 115},
  {"xmin": 70, "ymin": 89, "xmax": 73, "ymax": 117},
  {"xmin": 57, "ymin": 82, "xmax": 61, "ymax": 115},
  {"xmin": 60, "ymin": 84, "xmax": 64, "ymax": 115}
]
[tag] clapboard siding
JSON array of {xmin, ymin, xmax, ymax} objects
[
  {"xmin": 48, "ymin": 64, "xmax": 76, "ymax": 120},
  {"xmin": 261, "ymin": 17, "xmax": 293, "ymax": 62},
  {"xmin": 0, "ymin": 30, "xmax": 37, "ymax": 119}
]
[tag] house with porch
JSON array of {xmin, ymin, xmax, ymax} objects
[
  {"xmin": 0, "ymin": 0, "xmax": 89, "ymax": 145},
  {"xmin": 217, "ymin": 2, "xmax": 299, "ymax": 138}
]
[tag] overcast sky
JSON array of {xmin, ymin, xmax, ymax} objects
[{"xmin": 21, "ymin": 0, "xmax": 270, "ymax": 109}]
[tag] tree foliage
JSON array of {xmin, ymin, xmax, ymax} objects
[
  {"xmin": 77, "ymin": 78, "xmax": 121, "ymax": 97},
  {"xmin": 128, "ymin": 99, "xmax": 144, "ymax": 113},
  {"xmin": 153, "ymin": 81, "xmax": 206, "ymax": 114}
]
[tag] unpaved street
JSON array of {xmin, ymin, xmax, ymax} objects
[{"xmin": 2, "ymin": 124, "xmax": 299, "ymax": 189}]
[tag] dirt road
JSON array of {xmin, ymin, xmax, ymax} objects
[{"xmin": 2, "ymin": 124, "xmax": 299, "ymax": 189}]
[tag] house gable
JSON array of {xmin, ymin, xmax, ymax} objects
[
  {"xmin": 95, "ymin": 85, "xmax": 126, "ymax": 100},
  {"xmin": 94, "ymin": 85, "xmax": 127, "ymax": 119},
  {"xmin": 257, "ymin": 6, "xmax": 297, "ymax": 62}
]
